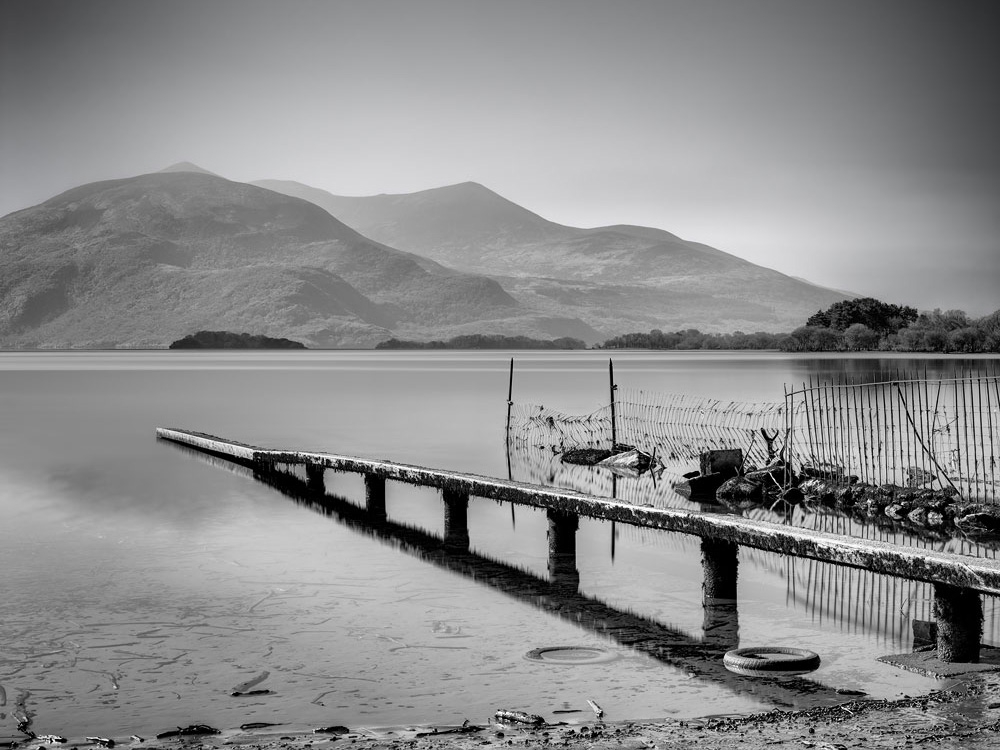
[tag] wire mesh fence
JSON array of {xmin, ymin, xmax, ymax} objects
[
  {"xmin": 509, "ymin": 362, "xmax": 1000, "ymax": 504},
  {"xmin": 784, "ymin": 373, "xmax": 1000, "ymax": 502}
]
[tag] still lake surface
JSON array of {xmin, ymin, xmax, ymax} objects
[{"xmin": 0, "ymin": 350, "xmax": 996, "ymax": 738}]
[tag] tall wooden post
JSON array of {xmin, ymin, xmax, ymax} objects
[
  {"xmin": 506, "ymin": 357, "xmax": 514, "ymax": 483},
  {"xmin": 443, "ymin": 488, "xmax": 470, "ymax": 551},
  {"xmin": 609, "ymin": 358, "xmax": 618, "ymax": 449}
]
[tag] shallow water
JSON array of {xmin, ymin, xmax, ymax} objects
[{"xmin": 0, "ymin": 351, "xmax": 995, "ymax": 738}]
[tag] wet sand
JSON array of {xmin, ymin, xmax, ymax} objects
[{"xmin": 18, "ymin": 673, "xmax": 993, "ymax": 750}]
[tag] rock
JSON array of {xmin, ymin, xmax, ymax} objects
[
  {"xmin": 926, "ymin": 510, "xmax": 946, "ymax": 527},
  {"xmin": 686, "ymin": 472, "xmax": 728, "ymax": 499},
  {"xmin": 798, "ymin": 478, "xmax": 840, "ymax": 503},
  {"xmin": 699, "ymin": 449, "xmax": 743, "ymax": 479},
  {"xmin": 597, "ymin": 448, "xmax": 657, "ymax": 475},
  {"xmin": 716, "ymin": 476, "xmax": 763, "ymax": 504},
  {"xmin": 801, "ymin": 463, "xmax": 845, "ymax": 479},
  {"xmin": 885, "ymin": 501, "xmax": 913, "ymax": 520},
  {"xmin": 955, "ymin": 505, "xmax": 1000, "ymax": 534},
  {"xmin": 560, "ymin": 447, "xmax": 613, "ymax": 465},
  {"xmin": 782, "ymin": 486, "xmax": 805, "ymax": 504}
]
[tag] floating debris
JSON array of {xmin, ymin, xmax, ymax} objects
[
  {"xmin": 36, "ymin": 736, "xmax": 66, "ymax": 744},
  {"xmin": 312, "ymin": 726, "xmax": 349, "ymax": 735},
  {"xmin": 155, "ymin": 725, "xmax": 220, "ymax": 740},
  {"xmin": 494, "ymin": 710, "xmax": 545, "ymax": 726},
  {"xmin": 586, "ymin": 699, "xmax": 604, "ymax": 718},
  {"xmin": 414, "ymin": 721, "xmax": 482, "ymax": 738},
  {"xmin": 240, "ymin": 723, "xmax": 282, "ymax": 730},
  {"xmin": 86, "ymin": 738, "xmax": 114, "ymax": 748},
  {"xmin": 231, "ymin": 671, "xmax": 271, "ymax": 696}
]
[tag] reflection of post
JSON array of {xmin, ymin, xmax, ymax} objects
[
  {"xmin": 934, "ymin": 583, "xmax": 982, "ymax": 663},
  {"xmin": 701, "ymin": 538, "xmax": 739, "ymax": 649},
  {"xmin": 365, "ymin": 473, "xmax": 387, "ymax": 521},
  {"xmin": 306, "ymin": 463, "xmax": 326, "ymax": 494},
  {"xmin": 443, "ymin": 488, "xmax": 470, "ymax": 551},
  {"xmin": 547, "ymin": 509, "xmax": 580, "ymax": 593}
]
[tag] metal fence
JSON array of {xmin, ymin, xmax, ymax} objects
[{"xmin": 784, "ymin": 373, "xmax": 1000, "ymax": 503}]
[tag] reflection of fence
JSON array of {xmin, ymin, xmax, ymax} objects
[{"xmin": 784, "ymin": 375, "xmax": 1000, "ymax": 502}]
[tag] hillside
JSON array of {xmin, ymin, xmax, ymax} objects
[
  {"xmin": 0, "ymin": 171, "xmax": 598, "ymax": 348},
  {"xmin": 255, "ymin": 180, "xmax": 851, "ymax": 333}
]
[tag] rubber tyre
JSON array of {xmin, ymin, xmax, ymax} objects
[{"xmin": 723, "ymin": 647, "xmax": 820, "ymax": 675}]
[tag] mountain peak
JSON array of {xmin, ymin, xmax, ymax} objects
[{"xmin": 159, "ymin": 161, "xmax": 217, "ymax": 176}]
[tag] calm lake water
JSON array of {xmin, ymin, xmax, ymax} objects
[{"xmin": 0, "ymin": 350, "xmax": 996, "ymax": 738}]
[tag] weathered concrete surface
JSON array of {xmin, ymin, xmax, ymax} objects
[
  {"xmin": 878, "ymin": 647, "xmax": 1000, "ymax": 677},
  {"xmin": 156, "ymin": 428, "xmax": 1000, "ymax": 595}
]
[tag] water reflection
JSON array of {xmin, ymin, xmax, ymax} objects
[{"xmin": 165, "ymin": 440, "xmax": 873, "ymax": 713}]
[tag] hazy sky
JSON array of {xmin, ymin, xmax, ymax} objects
[{"xmin": 2, "ymin": 0, "xmax": 998, "ymax": 314}]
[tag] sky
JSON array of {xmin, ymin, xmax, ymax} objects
[{"xmin": 2, "ymin": 0, "xmax": 998, "ymax": 315}]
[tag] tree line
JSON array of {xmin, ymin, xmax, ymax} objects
[
  {"xmin": 601, "ymin": 298, "xmax": 1000, "ymax": 353},
  {"xmin": 376, "ymin": 334, "xmax": 587, "ymax": 350}
]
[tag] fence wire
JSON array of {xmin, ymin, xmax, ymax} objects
[
  {"xmin": 785, "ymin": 375, "xmax": 1000, "ymax": 502},
  {"xmin": 511, "ymin": 372, "xmax": 1000, "ymax": 504}
]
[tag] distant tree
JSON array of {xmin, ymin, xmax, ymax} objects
[
  {"xmin": 948, "ymin": 327, "xmax": 982, "ymax": 353},
  {"xmin": 843, "ymin": 323, "xmax": 879, "ymax": 351},
  {"xmin": 808, "ymin": 297, "xmax": 918, "ymax": 334}
]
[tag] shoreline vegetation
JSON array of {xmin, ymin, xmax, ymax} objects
[
  {"xmin": 375, "ymin": 299, "xmax": 1000, "ymax": 353},
  {"xmin": 375, "ymin": 334, "xmax": 588, "ymax": 350},
  {"xmin": 601, "ymin": 300, "xmax": 1000, "ymax": 353}
]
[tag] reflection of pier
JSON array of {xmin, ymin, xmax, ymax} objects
[
  {"xmin": 157, "ymin": 428, "xmax": 1000, "ymax": 665},
  {"xmin": 166, "ymin": 439, "xmax": 841, "ymax": 710}
]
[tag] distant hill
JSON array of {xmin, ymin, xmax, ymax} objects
[
  {"xmin": 256, "ymin": 179, "xmax": 852, "ymax": 333},
  {"xmin": 170, "ymin": 330, "xmax": 306, "ymax": 349},
  {"xmin": 0, "ymin": 171, "xmax": 598, "ymax": 348}
]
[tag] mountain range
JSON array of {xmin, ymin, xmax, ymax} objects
[
  {"xmin": 255, "ymin": 179, "xmax": 848, "ymax": 336},
  {"xmin": 0, "ymin": 165, "xmax": 849, "ymax": 348}
]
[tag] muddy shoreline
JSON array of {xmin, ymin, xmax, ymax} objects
[{"xmin": 9, "ymin": 674, "xmax": 1000, "ymax": 750}]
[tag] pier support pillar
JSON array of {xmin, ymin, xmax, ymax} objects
[
  {"xmin": 701, "ymin": 538, "xmax": 740, "ymax": 649},
  {"xmin": 934, "ymin": 583, "xmax": 982, "ymax": 663},
  {"xmin": 365, "ymin": 474, "xmax": 387, "ymax": 521},
  {"xmin": 306, "ymin": 464, "xmax": 326, "ymax": 494},
  {"xmin": 547, "ymin": 509, "xmax": 579, "ymax": 593},
  {"xmin": 443, "ymin": 488, "xmax": 470, "ymax": 551}
]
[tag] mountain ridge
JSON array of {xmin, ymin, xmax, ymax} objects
[
  {"xmin": 0, "ymin": 171, "xmax": 598, "ymax": 348},
  {"xmin": 255, "ymin": 179, "xmax": 852, "ymax": 333}
]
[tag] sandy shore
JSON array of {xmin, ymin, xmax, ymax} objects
[{"xmin": 49, "ymin": 673, "xmax": 993, "ymax": 750}]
